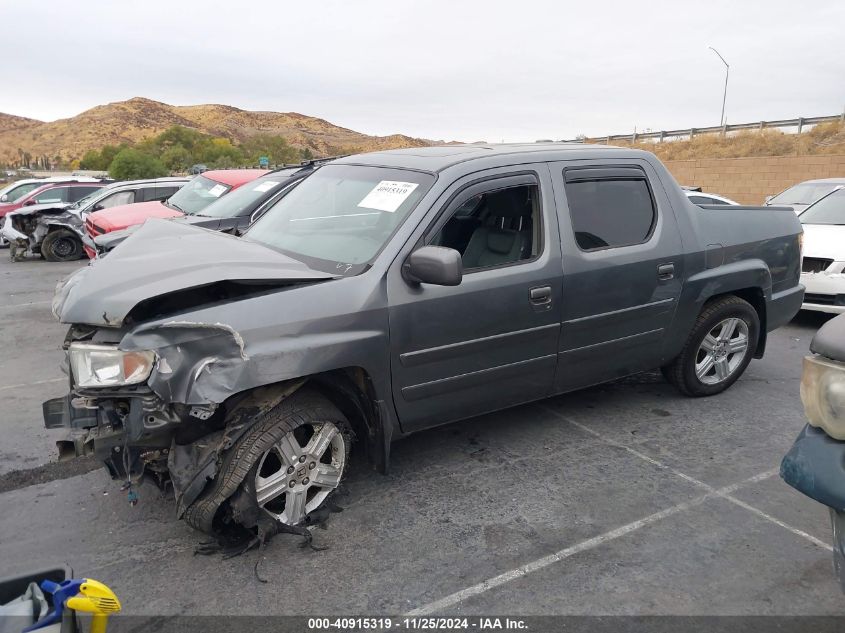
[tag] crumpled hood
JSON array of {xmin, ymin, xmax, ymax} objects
[
  {"xmin": 4, "ymin": 201, "xmax": 72, "ymax": 218},
  {"xmin": 94, "ymin": 214, "xmax": 221, "ymax": 252},
  {"xmin": 55, "ymin": 218, "xmax": 338, "ymax": 326},
  {"xmin": 802, "ymin": 223, "xmax": 845, "ymax": 261},
  {"xmin": 88, "ymin": 201, "xmax": 181, "ymax": 232}
]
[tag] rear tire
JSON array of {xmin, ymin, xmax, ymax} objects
[
  {"xmin": 183, "ymin": 389, "xmax": 352, "ymax": 535},
  {"xmin": 42, "ymin": 229, "xmax": 83, "ymax": 262},
  {"xmin": 664, "ymin": 295, "xmax": 759, "ymax": 397}
]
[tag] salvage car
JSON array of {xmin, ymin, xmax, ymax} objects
[
  {"xmin": 1, "ymin": 177, "xmax": 188, "ymax": 261},
  {"xmin": 0, "ymin": 177, "xmax": 105, "ymax": 247},
  {"xmin": 781, "ymin": 313, "xmax": 845, "ymax": 590},
  {"xmin": 797, "ymin": 186, "xmax": 845, "ymax": 313},
  {"xmin": 91, "ymin": 160, "xmax": 338, "ymax": 256},
  {"xmin": 82, "ymin": 169, "xmax": 268, "ymax": 257},
  {"xmin": 46, "ymin": 144, "xmax": 803, "ymax": 538},
  {"xmin": 766, "ymin": 178, "xmax": 845, "ymax": 214}
]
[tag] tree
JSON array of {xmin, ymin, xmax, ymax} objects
[
  {"xmin": 108, "ymin": 148, "xmax": 168, "ymax": 180},
  {"xmin": 79, "ymin": 149, "xmax": 103, "ymax": 170},
  {"xmin": 199, "ymin": 137, "xmax": 244, "ymax": 168},
  {"xmin": 161, "ymin": 144, "xmax": 192, "ymax": 172},
  {"xmin": 240, "ymin": 134, "xmax": 299, "ymax": 166}
]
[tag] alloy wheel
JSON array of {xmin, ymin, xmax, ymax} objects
[
  {"xmin": 694, "ymin": 317, "xmax": 749, "ymax": 385},
  {"xmin": 253, "ymin": 421, "xmax": 346, "ymax": 525}
]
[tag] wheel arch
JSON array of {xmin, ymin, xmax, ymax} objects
[
  {"xmin": 668, "ymin": 260, "xmax": 771, "ymax": 361},
  {"xmin": 219, "ymin": 367, "xmax": 392, "ymax": 474}
]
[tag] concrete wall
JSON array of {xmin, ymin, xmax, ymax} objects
[{"xmin": 663, "ymin": 154, "xmax": 845, "ymax": 205}]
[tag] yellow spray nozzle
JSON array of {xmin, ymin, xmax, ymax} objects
[{"xmin": 66, "ymin": 578, "xmax": 121, "ymax": 614}]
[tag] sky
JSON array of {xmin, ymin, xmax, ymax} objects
[{"xmin": 1, "ymin": 0, "xmax": 843, "ymax": 143}]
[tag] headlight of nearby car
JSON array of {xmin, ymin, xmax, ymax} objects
[
  {"xmin": 68, "ymin": 343, "xmax": 156, "ymax": 388},
  {"xmin": 801, "ymin": 354, "xmax": 845, "ymax": 440}
]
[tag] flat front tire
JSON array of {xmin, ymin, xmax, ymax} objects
[
  {"xmin": 183, "ymin": 389, "xmax": 352, "ymax": 535},
  {"xmin": 664, "ymin": 295, "xmax": 760, "ymax": 397},
  {"xmin": 42, "ymin": 229, "xmax": 83, "ymax": 262}
]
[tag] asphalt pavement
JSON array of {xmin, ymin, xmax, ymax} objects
[{"xmin": 0, "ymin": 253, "xmax": 842, "ymax": 617}]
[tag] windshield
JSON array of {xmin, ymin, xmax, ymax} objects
[
  {"xmin": 245, "ymin": 164, "xmax": 435, "ymax": 274},
  {"xmin": 166, "ymin": 175, "xmax": 232, "ymax": 214},
  {"xmin": 197, "ymin": 171, "xmax": 299, "ymax": 218},
  {"xmin": 770, "ymin": 182, "xmax": 840, "ymax": 206},
  {"xmin": 3, "ymin": 182, "xmax": 41, "ymax": 202},
  {"xmin": 800, "ymin": 188, "xmax": 845, "ymax": 225}
]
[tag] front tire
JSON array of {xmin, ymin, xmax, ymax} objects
[
  {"xmin": 664, "ymin": 295, "xmax": 760, "ymax": 397},
  {"xmin": 42, "ymin": 229, "xmax": 83, "ymax": 262},
  {"xmin": 184, "ymin": 389, "xmax": 352, "ymax": 535}
]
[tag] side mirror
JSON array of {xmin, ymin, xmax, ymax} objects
[
  {"xmin": 0, "ymin": 194, "xmax": 8, "ymax": 202},
  {"xmin": 404, "ymin": 245, "xmax": 463, "ymax": 286},
  {"xmin": 92, "ymin": 203, "xmax": 104, "ymax": 211},
  {"xmin": 23, "ymin": 199, "xmax": 36, "ymax": 206}
]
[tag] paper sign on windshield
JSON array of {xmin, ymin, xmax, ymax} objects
[
  {"xmin": 357, "ymin": 181, "xmax": 419, "ymax": 213},
  {"xmin": 208, "ymin": 184, "xmax": 227, "ymax": 197},
  {"xmin": 253, "ymin": 181, "xmax": 279, "ymax": 192}
]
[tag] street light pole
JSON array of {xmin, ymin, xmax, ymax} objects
[{"xmin": 708, "ymin": 46, "xmax": 729, "ymax": 127}]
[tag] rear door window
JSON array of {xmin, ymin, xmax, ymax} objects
[{"xmin": 563, "ymin": 168, "xmax": 656, "ymax": 251}]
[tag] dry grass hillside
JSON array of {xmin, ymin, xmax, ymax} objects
[
  {"xmin": 607, "ymin": 121, "xmax": 845, "ymax": 161},
  {"xmin": 0, "ymin": 97, "xmax": 432, "ymax": 163},
  {"xmin": 0, "ymin": 113, "xmax": 40, "ymax": 134}
]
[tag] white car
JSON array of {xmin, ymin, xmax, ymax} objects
[
  {"xmin": 766, "ymin": 178, "xmax": 845, "ymax": 215},
  {"xmin": 683, "ymin": 190, "xmax": 739, "ymax": 206},
  {"xmin": 799, "ymin": 187, "xmax": 845, "ymax": 314}
]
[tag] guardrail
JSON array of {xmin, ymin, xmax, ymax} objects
[{"xmin": 560, "ymin": 112, "xmax": 845, "ymax": 144}]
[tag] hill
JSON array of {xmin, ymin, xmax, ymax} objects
[
  {"xmin": 0, "ymin": 97, "xmax": 432, "ymax": 164},
  {"xmin": 0, "ymin": 112, "xmax": 41, "ymax": 134}
]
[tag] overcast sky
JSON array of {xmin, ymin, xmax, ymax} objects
[{"xmin": 1, "ymin": 0, "xmax": 843, "ymax": 142}]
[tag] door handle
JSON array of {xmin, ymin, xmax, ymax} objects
[
  {"xmin": 657, "ymin": 263, "xmax": 675, "ymax": 280},
  {"xmin": 529, "ymin": 285, "xmax": 552, "ymax": 304}
]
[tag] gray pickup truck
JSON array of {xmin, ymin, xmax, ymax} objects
[{"xmin": 46, "ymin": 144, "xmax": 804, "ymax": 536}]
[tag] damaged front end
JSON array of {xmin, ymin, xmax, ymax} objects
[
  {"xmin": 1, "ymin": 205, "xmax": 85, "ymax": 261},
  {"xmin": 44, "ymin": 219, "xmax": 340, "ymax": 522}
]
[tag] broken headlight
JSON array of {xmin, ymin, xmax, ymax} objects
[
  {"xmin": 69, "ymin": 343, "xmax": 156, "ymax": 388},
  {"xmin": 801, "ymin": 355, "xmax": 845, "ymax": 440}
]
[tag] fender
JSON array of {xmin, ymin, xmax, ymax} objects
[
  {"xmin": 45, "ymin": 220, "xmax": 87, "ymax": 240},
  {"xmin": 662, "ymin": 259, "xmax": 772, "ymax": 363}
]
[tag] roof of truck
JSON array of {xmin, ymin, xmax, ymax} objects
[{"xmin": 334, "ymin": 143, "xmax": 636, "ymax": 173}]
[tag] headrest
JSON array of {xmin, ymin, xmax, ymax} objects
[{"xmin": 486, "ymin": 188, "xmax": 529, "ymax": 218}]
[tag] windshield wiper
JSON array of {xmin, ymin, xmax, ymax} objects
[{"xmin": 166, "ymin": 199, "xmax": 184, "ymax": 212}]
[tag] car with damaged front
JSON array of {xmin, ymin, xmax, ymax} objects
[
  {"xmin": 1, "ymin": 177, "xmax": 188, "ymax": 261},
  {"xmin": 781, "ymin": 313, "xmax": 845, "ymax": 590},
  {"xmin": 46, "ymin": 144, "xmax": 804, "ymax": 542}
]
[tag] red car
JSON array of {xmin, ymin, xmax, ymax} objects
[
  {"xmin": 84, "ymin": 170, "xmax": 268, "ymax": 255},
  {"xmin": 0, "ymin": 181, "xmax": 105, "ymax": 219}
]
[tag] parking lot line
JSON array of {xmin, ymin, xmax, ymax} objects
[
  {"xmin": 540, "ymin": 405, "xmax": 832, "ymax": 552},
  {"xmin": 406, "ymin": 468, "xmax": 778, "ymax": 616},
  {"xmin": 0, "ymin": 377, "xmax": 65, "ymax": 392}
]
